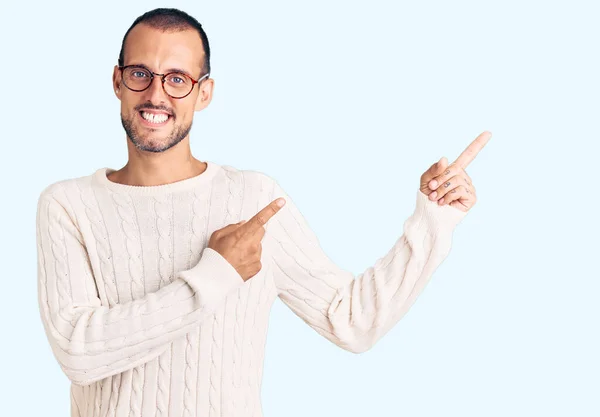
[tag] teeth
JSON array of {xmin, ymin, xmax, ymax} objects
[{"xmin": 141, "ymin": 111, "xmax": 169, "ymax": 123}]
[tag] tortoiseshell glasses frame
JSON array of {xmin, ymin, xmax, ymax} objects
[{"xmin": 118, "ymin": 64, "xmax": 210, "ymax": 99}]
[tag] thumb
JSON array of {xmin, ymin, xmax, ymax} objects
[
  {"xmin": 223, "ymin": 220, "xmax": 247, "ymax": 230},
  {"xmin": 435, "ymin": 156, "xmax": 448, "ymax": 173},
  {"xmin": 231, "ymin": 220, "xmax": 247, "ymax": 231}
]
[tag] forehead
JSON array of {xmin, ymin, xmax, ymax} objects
[{"xmin": 123, "ymin": 23, "xmax": 204, "ymax": 74}]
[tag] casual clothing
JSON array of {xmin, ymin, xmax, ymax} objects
[{"xmin": 36, "ymin": 160, "xmax": 467, "ymax": 417}]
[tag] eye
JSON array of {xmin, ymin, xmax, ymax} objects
[
  {"xmin": 171, "ymin": 75, "xmax": 184, "ymax": 84},
  {"xmin": 166, "ymin": 73, "xmax": 189, "ymax": 85},
  {"xmin": 129, "ymin": 68, "xmax": 149, "ymax": 78}
]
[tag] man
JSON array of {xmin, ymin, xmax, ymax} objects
[{"xmin": 36, "ymin": 7, "xmax": 490, "ymax": 417}]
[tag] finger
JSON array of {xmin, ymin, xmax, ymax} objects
[
  {"xmin": 420, "ymin": 157, "xmax": 448, "ymax": 195},
  {"xmin": 220, "ymin": 222, "xmax": 245, "ymax": 233},
  {"xmin": 235, "ymin": 220, "xmax": 248, "ymax": 230},
  {"xmin": 424, "ymin": 156, "xmax": 448, "ymax": 182},
  {"xmin": 428, "ymin": 174, "xmax": 463, "ymax": 202},
  {"xmin": 254, "ymin": 226, "xmax": 266, "ymax": 241},
  {"xmin": 246, "ymin": 223, "xmax": 267, "ymax": 241},
  {"xmin": 445, "ymin": 184, "xmax": 475, "ymax": 211},
  {"xmin": 449, "ymin": 194, "xmax": 470, "ymax": 212},
  {"xmin": 438, "ymin": 185, "xmax": 470, "ymax": 206},
  {"xmin": 428, "ymin": 164, "xmax": 460, "ymax": 190},
  {"xmin": 453, "ymin": 131, "xmax": 492, "ymax": 168},
  {"xmin": 240, "ymin": 198, "xmax": 286, "ymax": 235},
  {"xmin": 463, "ymin": 170, "xmax": 472, "ymax": 187}
]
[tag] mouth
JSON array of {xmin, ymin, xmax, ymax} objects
[{"xmin": 138, "ymin": 110, "xmax": 172, "ymax": 127}]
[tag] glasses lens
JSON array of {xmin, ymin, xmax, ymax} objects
[
  {"xmin": 164, "ymin": 72, "xmax": 194, "ymax": 98},
  {"xmin": 122, "ymin": 66, "xmax": 152, "ymax": 91}
]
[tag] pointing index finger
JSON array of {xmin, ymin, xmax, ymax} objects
[
  {"xmin": 453, "ymin": 131, "xmax": 492, "ymax": 168},
  {"xmin": 241, "ymin": 198, "xmax": 286, "ymax": 235}
]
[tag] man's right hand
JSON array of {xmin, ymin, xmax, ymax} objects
[{"xmin": 207, "ymin": 197, "xmax": 286, "ymax": 281}]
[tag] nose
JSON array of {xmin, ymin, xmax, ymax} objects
[{"xmin": 144, "ymin": 75, "xmax": 170, "ymax": 104}]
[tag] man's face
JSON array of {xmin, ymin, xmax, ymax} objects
[{"xmin": 113, "ymin": 24, "xmax": 212, "ymax": 153}]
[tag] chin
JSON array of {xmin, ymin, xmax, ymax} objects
[
  {"xmin": 121, "ymin": 113, "xmax": 190, "ymax": 153},
  {"xmin": 128, "ymin": 135, "xmax": 170, "ymax": 153}
]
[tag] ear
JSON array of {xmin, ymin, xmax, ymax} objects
[
  {"xmin": 194, "ymin": 77, "xmax": 214, "ymax": 111},
  {"xmin": 112, "ymin": 65, "xmax": 122, "ymax": 100}
]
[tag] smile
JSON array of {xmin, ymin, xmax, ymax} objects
[{"xmin": 138, "ymin": 111, "xmax": 172, "ymax": 127}]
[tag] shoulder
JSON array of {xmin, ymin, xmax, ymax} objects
[
  {"xmin": 217, "ymin": 163, "xmax": 279, "ymax": 191},
  {"xmin": 37, "ymin": 169, "xmax": 98, "ymax": 212}
]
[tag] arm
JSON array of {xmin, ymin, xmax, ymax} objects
[
  {"xmin": 37, "ymin": 194, "xmax": 244, "ymax": 386},
  {"xmin": 264, "ymin": 177, "xmax": 468, "ymax": 353}
]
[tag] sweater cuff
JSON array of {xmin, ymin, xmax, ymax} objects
[
  {"xmin": 410, "ymin": 189, "xmax": 469, "ymax": 236},
  {"xmin": 179, "ymin": 247, "xmax": 245, "ymax": 310}
]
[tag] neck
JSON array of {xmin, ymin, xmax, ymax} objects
[{"xmin": 108, "ymin": 137, "xmax": 207, "ymax": 187}]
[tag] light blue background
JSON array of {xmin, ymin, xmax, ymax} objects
[{"xmin": 1, "ymin": 0, "xmax": 598, "ymax": 416}]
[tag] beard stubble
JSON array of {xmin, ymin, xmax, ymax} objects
[{"xmin": 121, "ymin": 112, "xmax": 193, "ymax": 153}]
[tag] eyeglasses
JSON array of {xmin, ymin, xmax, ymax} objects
[{"xmin": 118, "ymin": 65, "xmax": 210, "ymax": 99}]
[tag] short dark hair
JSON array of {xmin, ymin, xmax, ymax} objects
[{"xmin": 118, "ymin": 8, "xmax": 211, "ymax": 77}]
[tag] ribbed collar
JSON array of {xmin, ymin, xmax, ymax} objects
[{"xmin": 92, "ymin": 160, "xmax": 220, "ymax": 196}]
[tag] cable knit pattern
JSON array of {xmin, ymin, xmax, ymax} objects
[
  {"xmin": 94, "ymin": 382, "xmax": 102, "ymax": 417},
  {"xmin": 36, "ymin": 160, "xmax": 468, "ymax": 417},
  {"xmin": 183, "ymin": 185, "xmax": 207, "ymax": 417},
  {"xmin": 154, "ymin": 194, "xmax": 173, "ymax": 417},
  {"xmin": 80, "ymin": 183, "xmax": 120, "ymax": 306},
  {"xmin": 111, "ymin": 191, "xmax": 145, "ymax": 299},
  {"xmin": 224, "ymin": 167, "xmax": 245, "ymax": 417},
  {"xmin": 106, "ymin": 373, "xmax": 121, "ymax": 417},
  {"xmin": 110, "ymin": 191, "xmax": 146, "ymax": 417}
]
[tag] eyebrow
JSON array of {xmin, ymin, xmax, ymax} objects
[
  {"xmin": 127, "ymin": 63, "xmax": 195, "ymax": 79},
  {"xmin": 164, "ymin": 68, "xmax": 194, "ymax": 77}
]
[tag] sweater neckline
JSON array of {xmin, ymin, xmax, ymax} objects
[{"xmin": 92, "ymin": 160, "xmax": 220, "ymax": 196}]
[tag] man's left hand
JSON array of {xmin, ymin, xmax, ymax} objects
[{"xmin": 419, "ymin": 131, "xmax": 492, "ymax": 212}]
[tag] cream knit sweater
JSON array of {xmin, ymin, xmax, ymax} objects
[{"xmin": 36, "ymin": 160, "xmax": 467, "ymax": 417}]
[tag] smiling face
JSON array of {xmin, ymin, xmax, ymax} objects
[{"xmin": 113, "ymin": 23, "xmax": 213, "ymax": 153}]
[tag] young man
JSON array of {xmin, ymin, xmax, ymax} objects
[{"xmin": 36, "ymin": 7, "xmax": 489, "ymax": 417}]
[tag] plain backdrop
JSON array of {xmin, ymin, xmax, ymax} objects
[{"xmin": 1, "ymin": 0, "xmax": 598, "ymax": 416}]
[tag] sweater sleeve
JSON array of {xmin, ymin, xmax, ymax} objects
[
  {"xmin": 36, "ymin": 194, "xmax": 245, "ymax": 386},
  {"xmin": 264, "ymin": 178, "xmax": 468, "ymax": 353}
]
